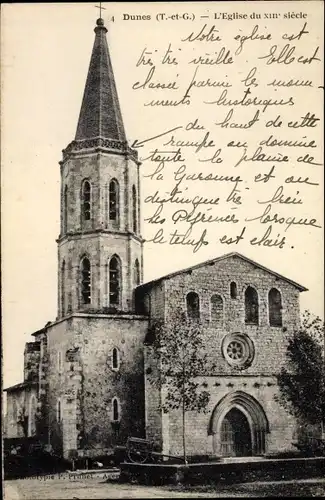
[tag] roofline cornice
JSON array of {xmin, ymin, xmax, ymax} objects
[
  {"xmin": 56, "ymin": 229, "xmax": 145, "ymax": 245},
  {"xmin": 62, "ymin": 137, "xmax": 139, "ymax": 164},
  {"xmin": 137, "ymin": 252, "xmax": 308, "ymax": 292}
]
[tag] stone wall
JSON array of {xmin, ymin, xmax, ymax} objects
[
  {"xmin": 60, "ymin": 153, "xmax": 140, "ymax": 237},
  {"xmin": 5, "ymin": 385, "xmax": 38, "ymax": 438},
  {"xmin": 163, "ymin": 375, "xmax": 296, "ymax": 457},
  {"xmin": 58, "ymin": 233, "xmax": 142, "ymax": 314},
  {"xmin": 6, "ymin": 332, "xmax": 47, "ymax": 441},
  {"xmin": 57, "ymin": 152, "xmax": 143, "ymax": 318},
  {"xmin": 161, "ymin": 254, "xmax": 301, "ymax": 375},
  {"xmin": 143, "ymin": 254, "xmax": 304, "ymax": 456},
  {"xmin": 46, "ymin": 313, "xmax": 148, "ymax": 458},
  {"xmin": 35, "ymin": 331, "xmax": 50, "ymax": 442},
  {"xmin": 24, "ymin": 342, "xmax": 40, "ymax": 382},
  {"xmin": 136, "ymin": 280, "xmax": 166, "ymax": 320},
  {"xmin": 144, "ymin": 346, "xmax": 163, "ymax": 448}
]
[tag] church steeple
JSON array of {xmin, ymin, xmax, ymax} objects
[
  {"xmin": 75, "ymin": 18, "xmax": 126, "ymax": 143},
  {"xmin": 58, "ymin": 18, "xmax": 143, "ymax": 319}
]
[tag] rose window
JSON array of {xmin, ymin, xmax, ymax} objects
[
  {"xmin": 227, "ymin": 341, "xmax": 244, "ymax": 360},
  {"xmin": 222, "ymin": 333, "xmax": 254, "ymax": 369}
]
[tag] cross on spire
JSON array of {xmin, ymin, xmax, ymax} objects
[{"xmin": 95, "ymin": 2, "xmax": 106, "ymax": 18}]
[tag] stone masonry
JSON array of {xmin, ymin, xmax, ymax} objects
[
  {"xmin": 4, "ymin": 17, "xmax": 310, "ymax": 462},
  {"xmin": 139, "ymin": 253, "xmax": 305, "ymax": 458}
]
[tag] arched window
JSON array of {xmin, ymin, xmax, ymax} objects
[
  {"xmin": 109, "ymin": 256, "xmax": 121, "ymax": 306},
  {"xmin": 112, "ymin": 397, "xmax": 120, "ymax": 421},
  {"xmin": 81, "ymin": 180, "xmax": 91, "ymax": 221},
  {"xmin": 186, "ymin": 292, "xmax": 200, "ymax": 320},
  {"xmin": 211, "ymin": 294, "xmax": 224, "ymax": 324},
  {"xmin": 230, "ymin": 282, "xmax": 237, "ymax": 299},
  {"xmin": 109, "ymin": 179, "xmax": 119, "ymax": 223},
  {"xmin": 61, "ymin": 260, "xmax": 66, "ymax": 315},
  {"xmin": 63, "ymin": 185, "xmax": 68, "ymax": 232},
  {"xmin": 28, "ymin": 395, "xmax": 37, "ymax": 437},
  {"xmin": 269, "ymin": 288, "xmax": 283, "ymax": 327},
  {"xmin": 132, "ymin": 185, "xmax": 137, "ymax": 233},
  {"xmin": 245, "ymin": 286, "xmax": 259, "ymax": 325},
  {"xmin": 134, "ymin": 259, "xmax": 140, "ymax": 286},
  {"xmin": 81, "ymin": 257, "xmax": 91, "ymax": 304},
  {"xmin": 56, "ymin": 399, "xmax": 61, "ymax": 422},
  {"xmin": 112, "ymin": 348, "xmax": 119, "ymax": 370}
]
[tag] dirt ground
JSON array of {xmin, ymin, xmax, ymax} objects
[{"xmin": 4, "ymin": 473, "xmax": 325, "ymax": 499}]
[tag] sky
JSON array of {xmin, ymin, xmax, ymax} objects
[{"xmin": 2, "ymin": 2, "xmax": 324, "ymax": 389}]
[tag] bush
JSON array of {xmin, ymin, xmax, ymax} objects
[{"xmin": 294, "ymin": 438, "xmax": 325, "ymax": 457}]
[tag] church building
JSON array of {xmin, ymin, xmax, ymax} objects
[{"xmin": 5, "ymin": 17, "xmax": 308, "ymax": 461}]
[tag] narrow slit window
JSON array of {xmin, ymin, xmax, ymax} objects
[
  {"xmin": 109, "ymin": 256, "xmax": 120, "ymax": 306},
  {"xmin": 112, "ymin": 348, "xmax": 119, "ymax": 370},
  {"xmin": 81, "ymin": 180, "xmax": 91, "ymax": 221},
  {"xmin": 57, "ymin": 399, "xmax": 61, "ymax": 422},
  {"xmin": 186, "ymin": 292, "xmax": 200, "ymax": 320},
  {"xmin": 211, "ymin": 294, "xmax": 224, "ymax": 324},
  {"xmin": 269, "ymin": 288, "xmax": 283, "ymax": 327},
  {"xmin": 112, "ymin": 398, "xmax": 119, "ymax": 421},
  {"xmin": 245, "ymin": 286, "xmax": 259, "ymax": 325},
  {"xmin": 230, "ymin": 282, "xmax": 237, "ymax": 299},
  {"xmin": 81, "ymin": 257, "xmax": 91, "ymax": 304},
  {"xmin": 134, "ymin": 259, "xmax": 140, "ymax": 286},
  {"xmin": 109, "ymin": 179, "xmax": 119, "ymax": 222}
]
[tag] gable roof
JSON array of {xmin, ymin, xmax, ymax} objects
[
  {"xmin": 31, "ymin": 326, "xmax": 48, "ymax": 337},
  {"xmin": 4, "ymin": 381, "xmax": 37, "ymax": 392},
  {"xmin": 137, "ymin": 252, "xmax": 308, "ymax": 292}
]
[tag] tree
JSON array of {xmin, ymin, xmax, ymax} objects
[
  {"xmin": 147, "ymin": 309, "xmax": 214, "ymax": 464},
  {"xmin": 276, "ymin": 310, "xmax": 325, "ymax": 438}
]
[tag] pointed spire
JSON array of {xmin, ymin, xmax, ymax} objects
[{"xmin": 75, "ymin": 18, "xmax": 126, "ymax": 143}]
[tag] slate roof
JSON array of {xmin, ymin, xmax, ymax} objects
[{"xmin": 75, "ymin": 18, "xmax": 126, "ymax": 142}]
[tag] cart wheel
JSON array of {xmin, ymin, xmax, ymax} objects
[{"xmin": 127, "ymin": 448, "xmax": 149, "ymax": 464}]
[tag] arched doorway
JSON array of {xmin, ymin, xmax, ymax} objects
[
  {"xmin": 209, "ymin": 391, "xmax": 269, "ymax": 457},
  {"xmin": 220, "ymin": 408, "xmax": 252, "ymax": 457}
]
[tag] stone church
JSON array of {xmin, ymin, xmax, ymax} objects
[{"xmin": 5, "ymin": 17, "xmax": 308, "ymax": 460}]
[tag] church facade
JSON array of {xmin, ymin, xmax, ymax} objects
[{"xmin": 5, "ymin": 17, "xmax": 307, "ymax": 460}]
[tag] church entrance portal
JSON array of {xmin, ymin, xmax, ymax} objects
[
  {"xmin": 220, "ymin": 408, "xmax": 252, "ymax": 457},
  {"xmin": 209, "ymin": 391, "xmax": 269, "ymax": 457}
]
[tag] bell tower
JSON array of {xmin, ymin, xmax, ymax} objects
[{"xmin": 57, "ymin": 17, "xmax": 143, "ymax": 317}]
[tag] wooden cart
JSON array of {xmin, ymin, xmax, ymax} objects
[{"xmin": 125, "ymin": 437, "xmax": 184, "ymax": 464}]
